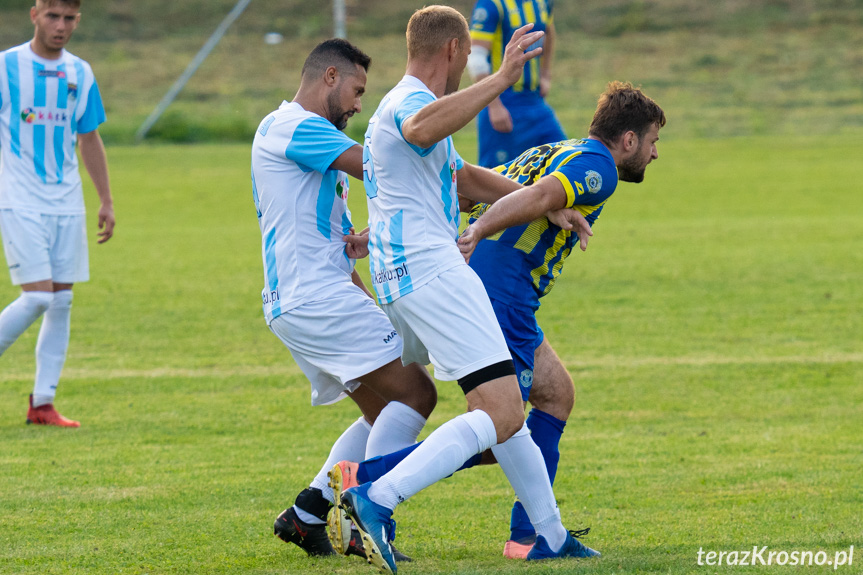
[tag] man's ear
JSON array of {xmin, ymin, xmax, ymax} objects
[
  {"xmin": 324, "ymin": 65, "xmax": 339, "ymax": 86},
  {"xmin": 448, "ymin": 37, "xmax": 460, "ymax": 61},
  {"xmin": 622, "ymin": 130, "xmax": 639, "ymax": 153}
]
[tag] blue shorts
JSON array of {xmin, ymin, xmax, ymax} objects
[
  {"xmin": 488, "ymin": 296, "xmax": 544, "ymax": 401},
  {"xmin": 477, "ymin": 93, "xmax": 567, "ymax": 168}
]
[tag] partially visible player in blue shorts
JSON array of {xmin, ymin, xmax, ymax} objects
[
  {"xmin": 468, "ymin": 0, "xmax": 567, "ymax": 168},
  {"xmin": 461, "ymin": 81, "xmax": 666, "ymax": 558}
]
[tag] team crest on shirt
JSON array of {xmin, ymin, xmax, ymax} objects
[
  {"xmin": 519, "ymin": 369, "xmax": 534, "ymax": 389},
  {"xmin": 473, "ymin": 7, "xmax": 488, "ymax": 22},
  {"xmin": 585, "ymin": 170, "xmax": 602, "ymax": 193},
  {"xmin": 67, "ymin": 82, "xmax": 78, "ymax": 98}
]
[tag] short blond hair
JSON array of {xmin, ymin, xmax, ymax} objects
[
  {"xmin": 406, "ymin": 5, "xmax": 469, "ymax": 61},
  {"xmin": 36, "ymin": 0, "xmax": 81, "ymax": 9}
]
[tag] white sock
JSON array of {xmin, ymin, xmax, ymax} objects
[
  {"xmin": 365, "ymin": 401, "xmax": 427, "ymax": 459},
  {"xmin": 492, "ymin": 423, "xmax": 567, "ymax": 551},
  {"xmin": 33, "ymin": 290, "xmax": 73, "ymax": 404},
  {"xmin": 0, "ymin": 291, "xmax": 53, "ymax": 356},
  {"xmin": 308, "ymin": 416, "xmax": 372, "ymax": 507},
  {"xmin": 367, "ymin": 409, "xmax": 497, "ymax": 511}
]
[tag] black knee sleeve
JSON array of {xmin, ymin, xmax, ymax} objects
[{"xmin": 457, "ymin": 360, "xmax": 516, "ymax": 395}]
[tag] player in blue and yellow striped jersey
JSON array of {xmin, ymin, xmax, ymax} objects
[
  {"xmin": 468, "ymin": 0, "xmax": 567, "ymax": 168},
  {"xmin": 460, "ymin": 81, "xmax": 666, "ymax": 559}
]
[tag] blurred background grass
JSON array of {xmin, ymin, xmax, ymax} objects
[{"xmin": 2, "ymin": 0, "xmax": 862, "ymax": 145}]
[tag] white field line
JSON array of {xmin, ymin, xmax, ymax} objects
[{"xmin": 3, "ymin": 352, "xmax": 862, "ymax": 382}]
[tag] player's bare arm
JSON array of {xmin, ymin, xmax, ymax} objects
[
  {"xmin": 329, "ymin": 144, "xmax": 364, "ymax": 180},
  {"xmin": 456, "ymin": 163, "xmax": 522, "ymax": 205},
  {"xmin": 402, "ymin": 24, "xmax": 543, "ymax": 148},
  {"xmin": 458, "ymin": 175, "xmax": 592, "ymax": 261},
  {"xmin": 77, "ymin": 129, "xmax": 115, "ymax": 243},
  {"xmin": 456, "ymin": 165, "xmax": 587, "ymax": 231}
]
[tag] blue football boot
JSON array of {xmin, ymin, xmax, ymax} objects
[
  {"xmin": 526, "ymin": 529, "xmax": 601, "ymax": 561},
  {"xmin": 339, "ymin": 483, "xmax": 398, "ymax": 574}
]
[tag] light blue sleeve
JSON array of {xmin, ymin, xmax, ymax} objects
[
  {"xmin": 77, "ymin": 81, "xmax": 106, "ymax": 134},
  {"xmin": 285, "ymin": 116, "xmax": 357, "ymax": 174},
  {"xmin": 394, "ymin": 91, "xmax": 437, "ymax": 157}
]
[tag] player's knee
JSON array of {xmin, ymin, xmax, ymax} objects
[
  {"xmin": 402, "ymin": 364, "xmax": 436, "ymax": 418},
  {"xmin": 530, "ymin": 382, "xmax": 573, "ymax": 420},
  {"xmin": 493, "ymin": 405, "xmax": 526, "ymax": 443}
]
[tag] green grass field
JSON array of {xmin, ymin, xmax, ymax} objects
[{"xmin": 1, "ymin": 133, "xmax": 861, "ymax": 574}]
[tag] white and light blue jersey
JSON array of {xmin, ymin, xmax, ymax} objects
[
  {"xmin": 0, "ymin": 43, "xmax": 105, "ymax": 215},
  {"xmin": 251, "ymin": 101, "xmax": 358, "ymax": 324},
  {"xmin": 364, "ymin": 75, "xmax": 464, "ymax": 304}
]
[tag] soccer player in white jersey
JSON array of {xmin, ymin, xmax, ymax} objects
[
  {"xmin": 0, "ymin": 0, "xmax": 115, "ymax": 427},
  {"xmin": 335, "ymin": 6, "xmax": 597, "ymax": 573},
  {"xmin": 250, "ymin": 39, "xmax": 436, "ymax": 561}
]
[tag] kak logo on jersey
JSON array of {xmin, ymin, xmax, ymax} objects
[
  {"xmin": 19, "ymin": 107, "xmax": 69, "ymax": 125},
  {"xmin": 585, "ymin": 170, "xmax": 603, "ymax": 193}
]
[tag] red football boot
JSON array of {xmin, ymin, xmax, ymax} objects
[{"xmin": 26, "ymin": 394, "xmax": 80, "ymax": 428}]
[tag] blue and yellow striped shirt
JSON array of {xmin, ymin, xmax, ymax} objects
[
  {"xmin": 468, "ymin": 138, "xmax": 618, "ymax": 309},
  {"xmin": 469, "ymin": 0, "xmax": 554, "ymax": 95}
]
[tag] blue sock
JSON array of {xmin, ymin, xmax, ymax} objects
[
  {"xmin": 509, "ymin": 408, "xmax": 567, "ymax": 541},
  {"xmin": 357, "ymin": 441, "xmax": 484, "ymax": 483}
]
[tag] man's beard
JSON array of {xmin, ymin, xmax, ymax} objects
[
  {"xmin": 618, "ymin": 145, "xmax": 646, "ymax": 183},
  {"xmin": 327, "ymin": 92, "xmax": 350, "ymax": 131}
]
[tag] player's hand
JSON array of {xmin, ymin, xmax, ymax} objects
[
  {"xmin": 498, "ymin": 24, "xmax": 544, "ymax": 87},
  {"xmin": 343, "ymin": 227, "xmax": 370, "ymax": 259},
  {"xmin": 457, "ymin": 193, "xmax": 476, "ymax": 213},
  {"xmin": 546, "ymin": 208, "xmax": 592, "ymax": 251},
  {"xmin": 489, "ymin": 99, "xmax": 513, "ymax": 133},
  {"xmin": 457, "ymin": 224, "xmax": 481, "ymax": 263},
  {"xmin": 97, "ymin": 203, "xmax": 115, "ymax": 244}
]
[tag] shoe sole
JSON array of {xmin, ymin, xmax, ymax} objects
[
  {"xmin": 503, "ymin": 540, "xmax": 534, "ymax": 559},
  {"xmin": 327, "ymin": 465, "xmax": 352, "ymax": 555},
  {"xmin": 339, "ymin": 495, "xmax": 393, "ymax": 575},
  {"xmin": 25, "ymin": 417, "xmax": 80, "ymax": 427}
]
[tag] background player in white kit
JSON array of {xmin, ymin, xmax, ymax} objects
[
  {"xmin": 0, "ymin": 0, "xmax": 115, "ymax": 427},
  {"xmin": 250, "ymin": 38, "xmax": 436, "ymax": 561},
  {"xmin": 336, "ymin": 6, "xmax": 597, "ymax": 574}
]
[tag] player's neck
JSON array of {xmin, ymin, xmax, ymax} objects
[
  {"xmin": 405, "ymin": 60, "xmax": 447, "ymax": 98},
  {"xmin": 292, "ymin": 89, "xmax": 329, "ymax": 123},
  {"xmin": 30, "ymin": 39, "xmax": 64, "ymax": 60}
]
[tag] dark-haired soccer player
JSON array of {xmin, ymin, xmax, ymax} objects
[
  {"xmin": 251, "ymin": 38, "xmax": 435, "ymax": 560},
  {"xmin": 0, "ymin": 0, "xmax": 115, "ymax": 427},
  {"xmin": 461, "ymin": 80, "xmax": 666, "ymax": 558}
]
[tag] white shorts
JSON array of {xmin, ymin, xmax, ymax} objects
[
  {"xmin": 268, "ymin": 281, "xmax": 403, "ymax": 406},
  {"xmin": 382, "ymin": 264, "xmax": 512, "ymax": 382},
  {"xmin": 0, "ymin": 209, "xmax": 89, "ymax": 286}
]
